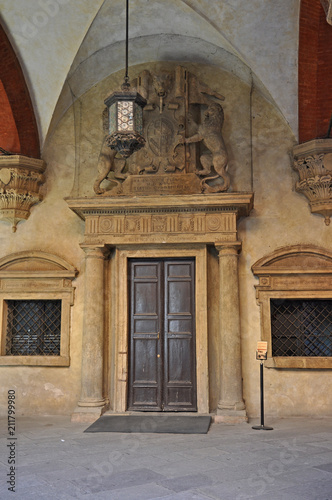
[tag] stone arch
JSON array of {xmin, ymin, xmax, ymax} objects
[
  {"xmin": 0, "ymin": 24, "xmax": 40, "ymax": 157},
  {"xmin": 299, "ymin": 0, "xmax": 332, "ymax": 142},
  {"xmin": 252, "ymin": 244, "xmax": 332, "ymax": 274},
  {"xmin": 0, "ymin": 250, "xmax": 77, "ymax": 276}
]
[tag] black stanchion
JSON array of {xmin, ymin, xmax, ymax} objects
[{"xmin": 252, "ymin": 360, "xmax": 273, "ymax": 431}]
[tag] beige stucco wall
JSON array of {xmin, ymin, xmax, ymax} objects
[
  {"xmin": 0, "ymin": 60, "xmax": 331, "ymax": 418},
  {"xmin": 240, "ymin": 90, "xmax": 332, "ymax": 418}
]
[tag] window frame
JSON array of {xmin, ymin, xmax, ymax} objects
[
  {"xmin": 270, "ymin": 297, "xmax": 332, "ymax": 358},
  {"xmin": 5, "ymin": 298, "xmax": 62, "ymax": 357},
  {"xmin": 252, "ymin": 245, "xmax": 332, "ymax": 369},
  {"xmin": 0, "ymin": 251, "xmax": 76, "ymax": 367}
]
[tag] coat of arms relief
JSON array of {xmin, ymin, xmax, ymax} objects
[{"xmin": 94, "ymin": 66, "xmax": 230, "ymax": 196}]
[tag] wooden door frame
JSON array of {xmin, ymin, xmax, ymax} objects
[{"xmin": 112, "ymin": 244, "xmax": 209, "ymax": 414}]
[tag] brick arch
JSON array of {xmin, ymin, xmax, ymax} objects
[
  {"xmin": 0, "ymin": 24, "xmax": 40, "ymax": 157},
  {"xmin": 299, "ymin": 0, "xmax": 332, "ymax": 142}
]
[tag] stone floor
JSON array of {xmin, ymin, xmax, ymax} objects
[{"xmin": 1, "ymin": 415, "xmax": 332, "ymax": 499}]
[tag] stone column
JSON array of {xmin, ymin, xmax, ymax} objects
[
  {"xmin": 215, "ymin": 242, "xmax": 247, "ymax": 423},
  {"xmin": 72, "ymin": 246, "xmax": 108, "ymax": 422}
]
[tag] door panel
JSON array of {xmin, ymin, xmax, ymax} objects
[
  {"xmin": 163, "ymin": 260, "xmax": 196, "ymax": 410},
  {"xmin": 128, "ymin": 261, "xmax": 162, "ymax": 410},
  {"xmin": 128, "ymin": 258, "xmax": 196, "ymax": 412}
]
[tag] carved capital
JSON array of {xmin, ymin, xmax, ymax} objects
[
  {"xmin": 215, "ymin": 241, "xmax": 242, "ymax": 256},
  {"xmin": 0, "ymin": 155, "xmax": 45, "ymax": 232},
  {"xmin": 293, "ymin": 139, "xmax": 332, "ymax": 226},
  {"xmin": 81, "ymin": 246, "xmax": 109, "ymax": 260}
]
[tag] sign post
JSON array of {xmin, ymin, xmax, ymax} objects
[{"xmin": 252, "ymin": 341, "xmax": 273, "ymax": 431}]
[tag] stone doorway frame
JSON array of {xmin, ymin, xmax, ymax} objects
[
  {"xmin": 113, "ymin": 245, "xmax": 208, "ymax": 414},
  {"xmin": 67, "ymin": 192, "xmax": 254, "ymax": 422}
]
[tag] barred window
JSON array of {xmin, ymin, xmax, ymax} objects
[
  {"xmin": 271, "ymin": 299, "xmax": 332, "ymax": 357},
  {"xmin": 5, "ymin": 300, "xmax": 62, "ymax": 356}
]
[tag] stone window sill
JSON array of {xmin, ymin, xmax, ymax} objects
[
  {"xmin": 0, "ymin": 356, "xmax": 70, "ymax": 366},
  {"xmin": 265, "ymin": 357, "xmax": 332, "ymax": 369}
]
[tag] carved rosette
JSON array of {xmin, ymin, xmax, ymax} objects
[
  {"xmin": 0, "ymin": 155, "xmax": 45, "ymax": 232},
  {"xmin": 293, "ymin": 139, "xmax": 332, "ymax": 226}
]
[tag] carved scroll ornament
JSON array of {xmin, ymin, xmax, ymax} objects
[{"xmin": 94, "ymin": 66, "xmax": 230, "ymax": 197}]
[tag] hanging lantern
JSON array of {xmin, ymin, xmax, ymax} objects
[
  {"xmin": 104, "ymin": 0, "xmax": 146, "ymax": 158},
  {"xmin": 105, "ymin": 85, "xmax": 146, "ymax": 158}
]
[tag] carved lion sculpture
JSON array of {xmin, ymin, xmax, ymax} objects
[
  {"xmin": 93, "ymin": 109, "xmax": 126, "ymax": 195},
  {"xmin": 185, "ymin": 102, "xmax": 230, "ymax": 192}
]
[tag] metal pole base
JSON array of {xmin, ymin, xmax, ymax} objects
[{"xmin": 252, "ymin": 424, "xmax": 273, "ymax": 430}]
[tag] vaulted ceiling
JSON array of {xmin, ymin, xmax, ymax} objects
[{"xmin": 0, "ymin": 0, "xmax": 300, "ymax": 148}]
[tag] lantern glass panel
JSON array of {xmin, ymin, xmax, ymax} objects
[
  {"xmin": 109, "ymin": 103, "xmax": 117, "ymax": 134},
  {"xmin": 117, "ymin": 101, "xmax": 134, "ymax": 131}
]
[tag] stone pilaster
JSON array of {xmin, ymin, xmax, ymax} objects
[
  {"xmin": 215, "ymin": 242, "xmax": 247, "ymax": 423},
  {"xmin": 72, "ymin": 246, "xmax": 108, "ymax": 422}
]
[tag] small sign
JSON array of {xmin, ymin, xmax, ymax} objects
[{"xmin": 256, "ymin": 341, "xmax": 268, "ymax": 360}]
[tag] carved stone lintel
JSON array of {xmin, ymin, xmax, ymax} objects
[
  {"xmin": 293, "ymin": 139, "xmax": 332, "ymax": 226},
  {"xmin": 0, "ymin": 155, "xmax": 45, "ymax": 232}
]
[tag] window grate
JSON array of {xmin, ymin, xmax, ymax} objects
[
  {"xmin": 5, "ymin": 300, "xmax": 61, "ymax": 356},
  {"xmin": 271, "ymin": 299, "xmax": 332, "ymax": 357}
]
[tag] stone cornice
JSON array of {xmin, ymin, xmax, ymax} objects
[
  {"xmin": 0, "ymin": 155, "xmax": 45, "ymax": 172},
  {"xmin": 293, "ymin": 138, "xmax": 332, "ymax": 157},
  {"xmin": 66, "ymin": 192, "xmax": 254, "ymax": 220}
]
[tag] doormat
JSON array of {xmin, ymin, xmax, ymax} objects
[{"xmin": 84, "ymin": 415, "xmax": 211, "ymax": 434}]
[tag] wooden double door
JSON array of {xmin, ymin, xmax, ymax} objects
[{"xmin": 128, "ymin": 258, "xmax": 197, "ymax": 411}]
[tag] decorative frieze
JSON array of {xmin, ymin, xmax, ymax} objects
[
  {"xmin": 0, "ymin": 155, "xmax": 45, "ymax": 232},
  {"xmin": 293, "ymin": 139, "xmax": 332, "ymax": 226},
  {"xmin": 90, "ymin": 212, "xmax": 234, "ymax": 237}
]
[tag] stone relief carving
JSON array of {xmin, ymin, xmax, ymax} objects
[{"xmin": 94, "ymin": 66, "xmax": 230, "ymax": 196}]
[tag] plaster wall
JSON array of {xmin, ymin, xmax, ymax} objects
[{"xmin": 0, "ymin": 60, "xmax": 331, "ymax": 418}]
